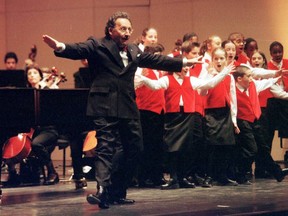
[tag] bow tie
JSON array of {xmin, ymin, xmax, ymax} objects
[{"xmin": 119, "ymin": 45, "xmax": 128, "ymax": 52}]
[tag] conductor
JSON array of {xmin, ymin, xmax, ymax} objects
[{"xmin": 42, "ymin": 11, "xmax": 201, "ymax": 209}]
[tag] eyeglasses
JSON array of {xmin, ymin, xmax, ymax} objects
[
  {"xmin": 118, "ymin": 26, "xmax": 133, "ymax": 34},
  {"xmin": 233, "ymin": 39, "xmax": 246, "ymax": 45}
]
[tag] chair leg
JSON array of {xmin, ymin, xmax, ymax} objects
[
  {"xmin": 41, "ymin": 166, "xmax": 46, "ymax": 182},
  {"xmin": 0, "ymin": 184, "xmax": 2, "ymax": 205},
  {"xmin": 63, "ymin": 148, "xmax": 66, "ymax": 179}
]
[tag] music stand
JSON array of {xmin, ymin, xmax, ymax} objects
[
  {"xmin": 35, "ymin": 89, "xmax": 90, "ymax": 130},
  {"xmin": 0, "ymin": 88, "xmax": 35, "ymax": 203},
  {"xmin": 0, "ymin": 88, "xmax": 35, "ymax": 130},
  {"xmin": 0, "ymin": 70, "xmax": 26, "ymax": 88}
]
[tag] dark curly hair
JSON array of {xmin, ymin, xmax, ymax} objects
[
  {"xmin": 25, "ymin": 64, "xmax": 43, "ymax": 87},
  {"xmin": 4, "ymin": 52, "xmax": 18, "ymax": 63},
  {"xmin": 105, "ymin": 11, "xmax": 132, "ymax": 38},
  {"xmin": 269, "ymin": 41, "xmax": 283, "ymax": 53}
]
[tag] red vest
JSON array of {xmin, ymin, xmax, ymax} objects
[
  {"xmin": 233, "ymin": 60, "xmax": 241, "ymax": 67},
  {"xmin": 190, "ymin": 65, "xmax": 204, "ymax": 116},
  {"xmin": 236, "ymin": 82, "xmax": 261, "ymax": 122},
  {"xmin": 190, "ymin": 64, "xmax": 202, "ymax": 77},
  {"xmin": 259, "ymin": 59, "xmax": 288, "ymax": 107},
  {"xmin": 267, "ymin": 59, "xmax": 288, "ymax": 70},
  {"xmin": 258, "ymin": 88, "xmax": 273, "ymax": 108},
  {"xmin": 171, "ymin": 51, "xmax": 181, "ymax": 58},
  {"xmin": 136, "ymin": 69, "xmax": 165, "ymax": 114},
  {"xmin": 283, "ymin": 75, "xmax": 288, "ymax": 92},
  {"xmin": 204, "ymin": 75, "xmax": 231, "ymax": 109},
  {"xmin": 165, "ymin": 75, "xmax": 195, "ymax": 113},
  {"xmin": 235, "ymin": 53, "xmax": 249, "ymax": 65}
]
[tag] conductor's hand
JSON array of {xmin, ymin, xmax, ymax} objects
[
  {"xmin": 186, "ymin": 56, "xmax": 203, "ymax": 67},
  {"xmin": 42, "ymin": 35, "xmax": 63, "ymax": 51}
]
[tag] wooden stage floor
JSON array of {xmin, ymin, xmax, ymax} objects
[{"xmin": 1, "ymin": 163, "xmax": 288, "ymax": 216}]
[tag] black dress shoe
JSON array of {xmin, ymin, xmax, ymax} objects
[
  {"xmin": 151, "ymin": 177, "xmax": 167, "ymax": 187},
  {"xmin": 239, "ymin": 180, "xmax": 252, "ymax": 185},
  {"xmin": 110, "ymin": 198, "xmax": 135, "ymax": 205},
  {"xmin": 6, "ymin": 170, "xmax": 21, "ymax": 186},
  {"xmin": 138, "ymin": 179, "xmax": 155, "ymax": 188},
  {"xmin": 75, "ymin": 178, "xmax": 87, "ymax": 189},
  {"xmin": 275, "ymin": 168, "xmax": 288, "ymax": 182},
  {"xmin": 245, "ymin": 171, "xmax": 253, "ymax": 180},
  {"xmin": 160, "ymin": 179, "xmax": 179, "ymax": 190},
  {"xmin": 129, "ymin": 177, "xmax": 139, "ymax": 187},
  {"xmin": 179, "ymin": 178, "xmax": 196, "ymax": 188},
  {"xmin": 282, "ymin": 168, "xmax": 288, "ymax": 176},
  {"xmin": 86, "ymin": 186, "xmax": 109, "ymax": 209},
  {"xmin": 45, "ymin": 173, "xmax": 59, "ymax": 185},
  {"xmin": 255, "ymin": 170, "xmax": 273, "ymax": 179},
  {"xmin": 217, "ymin": 178, "xmax": 238, "ymax": 186},
  {"xmin": 202, "ymin": 176, "xmax": 213, "ymax": 188},
  {"xmin": 237, "ymin": 178, "xmax": 252, "ymax": 185},
  {"xmin": 188, "ymin": 174, "xmax": 205, "ymax": 186}
]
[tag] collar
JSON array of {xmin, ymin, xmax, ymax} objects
[
  {"xmin": 138, "ymin": 43, "xmax": 145, "ymax": 52},
  {"xmin": 270, "ymin": 59, "xmax": 283, "ymax": 69},
  {"xmin": 236, "ymin": 83, "xmax": 247, "ymax": 92}
]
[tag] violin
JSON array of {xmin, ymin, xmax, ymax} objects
[{"xmin": 41, "ymin": 66, "xmax": 67, "ymax": 89}]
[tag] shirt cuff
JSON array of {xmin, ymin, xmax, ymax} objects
[
  {"xmin": 55, "ymin": 43, "xmax": 66, "ymax": 52},
  {"xmin": 182, "ymin": 57, "xmax": 187, "ymax": 67}
]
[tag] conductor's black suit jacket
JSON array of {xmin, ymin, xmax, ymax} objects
[{"xmin": 55, "ymin": 36, "xmax": 183, "ymax": 120}]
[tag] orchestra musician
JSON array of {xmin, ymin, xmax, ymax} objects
[
  {"xmin": 5, "ymin": 64, "xmax": 59, "ymax": 185},
  {"xmin": 4, "ymin": 52, "xmax": 18, "ymax": 70},
  {"xmin": 73, "ymin": 59, "xmax": 90, "ymax": 88},
  {"xmin": 1, "ymin": 50, "xmax": 23, "ymax": 187},
  {"xmin": 69, "ymin": 59, "xmax": 92, "ymax": 190}
]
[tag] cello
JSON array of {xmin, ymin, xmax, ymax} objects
[
  {"xmin": 82, "ymin": 130, "xmax": 97, "ymax": 157},
  {"xmin": 2, "ymin": 46, "xmax": 37, "ymax": 165},
  {"xmin": 2, "ymin": 129, "xmax": 34, "ymax": 164},
  {"xmin": 2, "ymin": 64, "xmax": 67, "ymax": 164}
]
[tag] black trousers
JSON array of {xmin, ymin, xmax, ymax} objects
[
  {"xmin": 235, "ymin": 119, "xmax": 281, "ymax": 180},
  {"xmin": 60, "ymin": 122, "xmax": 93, "ymax": 180},
  {"xmin": 254, "ymin": 108, "xmax": 275, "ymax": 175},
  {"xmin": 178, "ymin": 113, "xmax": 206, "ymax": 179},
  {"xmin": 138, "ymin": 110, "xmax": 164, "ymax": 185},
  {"xmin": 68, "ymin": 128, "xmax": 87, "ymax": 180},
  {"xmin": 31, "ymin": 126, "xmax": 58, "ymax": 166},
  {"xmin": 93, "ymin": 117, "xmax": 143, "ymax": 199},
  {"xmin": 206, "ymin": 145, "xmax": 236, "ymax": 181}
]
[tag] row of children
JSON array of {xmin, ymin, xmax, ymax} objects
[{"xmin": 133, "ymin": 28, "xmax": 288, "ymax": 189}]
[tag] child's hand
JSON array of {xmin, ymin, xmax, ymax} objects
[
  {"xmin": 234, "ymin": 125, "xmax": 240, "ymax": 134},
  {"xmin": 226, "ymin": 62, "xmax": 236, "ymax": 73}
]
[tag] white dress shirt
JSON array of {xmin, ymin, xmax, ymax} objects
[{"xmin": 270, "ymin": 81, "xmax": 288, "ymax": 100}]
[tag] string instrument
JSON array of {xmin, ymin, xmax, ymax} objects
[
  {"xmin": 2, "ymin": 128, "xmax": 34, "ymax": 164},
  {"xmin": 41, "ymin": 66, "xmax": 67, "ymax": 88},
  {"xmin": 28, "ymin": 44, "xmax": 37, "ymax": 62},
  {"xmin": 2, "ymin": 67, "xmax": 66, "ymax": 163},
  {"xmin": 82, "ymin": 130, "xmax": 97, "ymax": 157},
  {"xmin": 25, "ymin": 44, "xmax": 37, "ymax": 67}
]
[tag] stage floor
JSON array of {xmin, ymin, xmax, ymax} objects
[{"xmin": 1, "ymin": 163, "xmax": 288, "ymax": 216}]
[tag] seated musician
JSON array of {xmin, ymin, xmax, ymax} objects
[
  {"xmin": 6, "ymin": 64, "xmax": 59, "ymax": 185},
  {"xmin": 4, "ymin": 51, "xmax": 18, "ymax": 70},
  {"xmin": 66, "ymin": 60, "xmax": 91, "ymax": 190}
]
